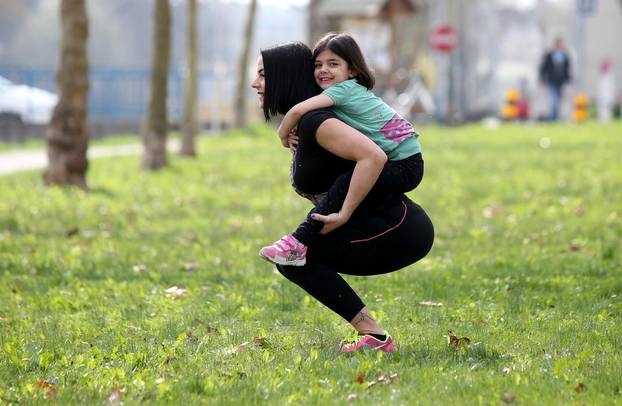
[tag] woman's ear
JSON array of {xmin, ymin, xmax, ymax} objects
[{"xmin": 349, "ymin": 69, "xmax": 357, "ymax": 78}]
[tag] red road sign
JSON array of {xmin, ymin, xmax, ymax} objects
[{"xmin": 430, "ymin": 24, "xmax": 457, "ymax": 53}]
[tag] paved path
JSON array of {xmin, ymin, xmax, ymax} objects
[{"xmin": 0, "ymin": 140, "xmax": 180, "ymax": 175}]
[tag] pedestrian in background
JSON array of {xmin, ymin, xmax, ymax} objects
[
  {"xmin": 539, "ymin": 37, "xmax": 572, "ymax": 121},
  {"xmin": 597, "ymin": 58, "xmax": 615, "ymax": 123}
]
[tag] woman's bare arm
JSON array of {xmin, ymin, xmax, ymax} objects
[{"xmin": 312, "ymin": 118, "xmax": 387, "ymax": 232}]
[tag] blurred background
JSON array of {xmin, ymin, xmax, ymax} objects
[{"xmin": 1, "ymin": 0, "xmax": 621, "ymax": 141}]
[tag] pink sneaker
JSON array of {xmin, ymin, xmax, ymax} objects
[
  {"xmin": 340, "ymin": 333, "xmax": 396, "ymax": 353},
  {"xmin": 259, "ymin": 234, "xmax": 307, "ymax": 266}
]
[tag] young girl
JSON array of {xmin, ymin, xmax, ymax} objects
[{"xmin": 260, "ymin": 32, "xmax": 424, "ymax": 266}]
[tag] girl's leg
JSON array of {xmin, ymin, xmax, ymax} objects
[{"xmin": 292, "ymin": 154, "xmax": 423, "ymax": 246}]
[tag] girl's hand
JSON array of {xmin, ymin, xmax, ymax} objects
[
  {"xmin": 288, "ymin": 129, "xmax": 299, "ymax": 154},
  {"xmin": 277, "ymin": 124, "xmax": 290, "ymax": 148},
  {"xmin": 311, "ymin": 211, "xmax": 351, "ymax": 234}
]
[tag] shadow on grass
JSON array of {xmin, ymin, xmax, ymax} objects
[{"xmin": 400, "ymin": 342, "xmax": 506, "ymax": 368}]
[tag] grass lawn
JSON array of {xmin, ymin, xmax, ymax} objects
[
  {"xmin": 0, "ymin": 133, "xmax": 138, "ymax": 152},
  {"xmin": 1, "ymin": 122, "xmax": 621, "ymax": 404},
  {"xmin": 0, "ymin": 132, "xmax": 187, "ymax": 152}
]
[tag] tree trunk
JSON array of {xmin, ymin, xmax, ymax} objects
[
  {"xmin": 180, "ymin": 0, "xmax": 198, "ymax": 157},
  {"xmin": 142, "ymin": 0, "xmax": 171, "ymax": 170},
  {"xmin": 233, "ymin": 0, "xmax": 257, "ymax": 128},
  {"xmin": 44, "ymin": 0, "xmax": 89, "ymax": 188},
  {"xmin": 307, "ymin": 0, "xmax": 320, "ymax": 46}
]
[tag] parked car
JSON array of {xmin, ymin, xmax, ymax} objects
[{"xmin": 0, "ymin": 75, "xmax": 57, "ymax": 125}]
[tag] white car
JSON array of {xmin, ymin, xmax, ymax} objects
[{"xmin": 0, "ymin": 75, "xmax": 58, "ymax": 125}]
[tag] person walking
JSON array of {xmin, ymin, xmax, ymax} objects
[
  {"xmin": 539, "ymin": 37, "xmax": 572, "ymax": 121},
  {"xmin": 597, "ymin": 58, "xmax": 615, "ymax": 123}
]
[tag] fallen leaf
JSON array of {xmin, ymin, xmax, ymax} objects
[
  {"xmin": 447, "ymin": 331, "xmax": 471, "ymax": 347},
  {"xmin": 44, "ymin": 386, "xmax": 58, "ymax": 399},
  {"xmin": 575, "ymin": 207, "xmax": 587, "ymax": 216},
  {"xmin": 575, "ymin": 382, "xmax": 587, "ymax": 394},
  {"xmin": 476, "ymin": 319, "xmax": 486, "ymax": 325},
  {"xmin": 106, "ymin": 387, "xmax": 122, "ymax": 405},
  {"xmin": 231, "ymin": 341, "xmax": 251, "ymax": 354},
  {"xmin": 252, "ymin": 335, "xmax": 268, "ymax": 348},
  {"xmin": 78, "ymin": 239, "xmax": 92, "ymax": 247},
  {"xmin": 502, "ymin": 392, "xmax": 516, "ymax": 403},
  {"xmin": 483, "ymin": 206, "xmax": 502, "ymax": 219},
  {"xmin": 356, "ymin": 372, "xmax": 365, "ymax": 384},
  {"xmin": 229, "ymin": 335, "xmax": 268, "ymax": 354},
  {"xmin": 418, "ymin": 301, "xmax": 443, "ymax": 307},
  {"xmin": 186, "ymin": 331, "xmax": 198, "ymax": 343},
  {"xmin": 367, "ymin": 372, "xmax": 398, "ymax": 388},
  {"xmin": 35, "ymin": 380, "xmax": 58, "ymax": 399},
  {"xmin": 133, "ymin": 264, "xmax": 147, "ymax": 273},
  {"xmin": 165, "ymin": 286, "xmax": 189, "ymax": 299}
]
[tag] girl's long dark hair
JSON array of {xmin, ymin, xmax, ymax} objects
[
  {"xmin": 312, "ymin": 32, "xmax": 375, "ymax": 90},
  {"xmin": 261, "ymin": 42, "xmax": 321, "ymax": 121}
]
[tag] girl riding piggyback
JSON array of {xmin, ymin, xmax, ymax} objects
[{"xmin": 260, "ymin": 32, "xmax": 424, "ymax": 267}]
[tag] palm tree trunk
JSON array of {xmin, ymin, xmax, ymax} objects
[
  {"xmin": 233, "ymin": 0, "xmax": 257, "ymax": 128},
  {"xmin": 180, "ymin": 0, "xmax": 198, "ymax": 157},
  {"xmin": 44, "ymin": 0, "xmax": 89, "ymax": 188},
  {"xmin": 142, "ymin": 0, "xmax": 171, "ymax": 170}
]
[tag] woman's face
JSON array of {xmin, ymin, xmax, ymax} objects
[
  {"xmin": 250, "ymin": 54, "xmax": 265, "ymax": 107},
  {"xmin": 314, "ymin": 49, "xmax": 355, "ymax": 90}
]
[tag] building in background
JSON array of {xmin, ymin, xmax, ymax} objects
[{"xmin": 1, "ymin": 0, "xmax": 621, "ymax": 132}]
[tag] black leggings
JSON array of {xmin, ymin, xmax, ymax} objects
[
  {"xmin": 277, "ymin": 197, "xmax": 434, "ymax": 322},
  {"xmin": 293, "ymin": 153, "xmax": 423, "ymax": 246}
]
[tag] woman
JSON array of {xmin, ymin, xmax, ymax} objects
[{"xmin": 250, "ymin": 42, "xmax": 434, "ymax": 352}]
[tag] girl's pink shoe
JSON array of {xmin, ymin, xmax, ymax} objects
[
  {"xmin": 340, "ymin": 333, "xmax": 396, "ymax": 353},
  {"xmin": 259, "ymin": 234, "xmax": 307, "ymax": 266}
]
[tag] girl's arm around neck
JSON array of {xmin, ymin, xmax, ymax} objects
[{"xmin": 277, "ymin": 94, "xmax": 334, "ymax": 147}]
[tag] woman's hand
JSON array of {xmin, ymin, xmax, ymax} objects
[{"xmin": 312, "ymin": 211, "xmax": 351, "ymax": 234}]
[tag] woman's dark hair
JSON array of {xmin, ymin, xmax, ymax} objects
[
  {"xmin": 260, "ymin": 42, "xmax": 321, "ymax": 121},
  {"xmin": 312, "ymin": 32, "xmax": 375, "ymax": 90}
]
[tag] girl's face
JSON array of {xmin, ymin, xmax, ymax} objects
[
  {"xmin": 250, "ymin": 55, "xmax": 265, "ymax": 107},
  {"xmin": 314, "ymin": 49, "xmax": 355, "ymax": 90}
]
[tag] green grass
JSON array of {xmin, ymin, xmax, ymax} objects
[
  {"xmin": 1, "ymin": 122, "xmax": 621, "ymax": 404},
  {"xmin": 0, "ymin": 132, "xmax": 185, "ymax": 152},
  {"xmin": 0, "ymin": 133, "xmax": 128, "ymax": 152}
]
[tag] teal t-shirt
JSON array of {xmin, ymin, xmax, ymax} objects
[{"xmin": 322, "ymin": 79, "xmax": 421, "ymax": 160}]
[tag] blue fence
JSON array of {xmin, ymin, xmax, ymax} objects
[{"xmin": 0, "ymin": 66, "xmax": 191, "ymax": 120}]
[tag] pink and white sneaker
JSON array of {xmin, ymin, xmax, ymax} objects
[
  {"xmin": 259, "ymin": 234, "xmax": 307, "ymax": 266},
  {"xmin": 340, "ymin": 333, "xmax": 396, "ymax": 353}
]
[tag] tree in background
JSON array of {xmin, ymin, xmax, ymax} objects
[
  {"xmin": 143, "ymin": 0, "xmax": 171, "ymax": 170},
  {"xmin": 180, "ymin": 0, "xmax": 198, "ymax": 157},
  {"xmin": 233, "ymin": 0, "xmax": 257, "ymax": 128},
  {"xmin": 44, "ymin": 0, "xmax": 89, "ymax": 188},
  {"xmin": 307, "ymin": 0, "xmax": 320, "ymax": 45}
]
